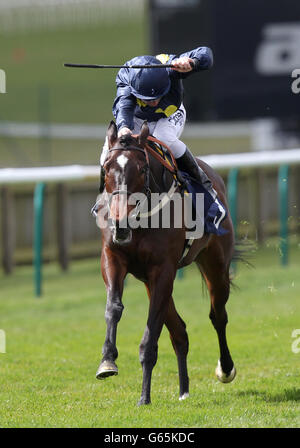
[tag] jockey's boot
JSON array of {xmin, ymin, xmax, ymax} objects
[
  {"xmin": 176, "ymin": 147, "xmax": 216, "ymax": 199},
  {"xmin": 99, "ymin": 165, "xmax": 105, "ymax": 193}
]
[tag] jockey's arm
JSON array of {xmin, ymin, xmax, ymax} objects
[
  {"xmin": 112, "ymin": 83, "xmax": 135, "ymax": 133},
  {"xmin": 157, "ymin": 47, "xmax": 213, "ymax": 78},
  {"xmin": 178, "ymin": 46, "xmax": 213, "ymax": 71},
  {"xmin": 171, "ymin": 57, "xmax": 195, "ymax": 73}
]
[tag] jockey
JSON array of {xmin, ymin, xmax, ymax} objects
[{"xmin": 99, "ymin": 47, "xmax": 216, "ymax": 199}]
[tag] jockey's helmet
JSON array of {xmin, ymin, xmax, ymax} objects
[{"xmin": 129, "ymin": 56, "xmax": 171, "ymax": 101}]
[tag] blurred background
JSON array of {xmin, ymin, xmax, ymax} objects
[{"xmin": 0, "ymin": 0, "xmax": 300, "ymax": 271}]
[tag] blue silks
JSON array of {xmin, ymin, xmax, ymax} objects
[{"xmin": 180, "ymin": 171, "xmax": 228, "ymax": 236}]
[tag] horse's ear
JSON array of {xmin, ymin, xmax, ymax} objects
[
  {"xmin": 107, "ymin": 120, "xmax": 118, "ymax": 148},
  {"xmin": 138, "ymin": 121, "xmax": 149, "ymax": 147}
]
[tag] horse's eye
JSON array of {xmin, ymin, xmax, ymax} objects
[{"xmin": 140, "ymin": 165, "xmax": 148, "ymax": 174}]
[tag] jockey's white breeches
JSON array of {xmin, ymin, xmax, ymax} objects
[{"xmin": 100, "ymin": 105, "xmax": 186, "ymax": 166}]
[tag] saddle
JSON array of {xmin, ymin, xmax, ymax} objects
[{"xmin": 145, "ymin": 137, "xmax": 228, "ymax": 241}]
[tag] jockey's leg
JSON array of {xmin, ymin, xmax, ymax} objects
[
  {"xmin": 176, "ymin": 146, "xmax": 217, "ymax": 199},
  {"xmin": 152, "ymin": 107, "xmax": 216, "ymax": 199}
]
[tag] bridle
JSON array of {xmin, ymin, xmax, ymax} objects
[
  {"xmin": 107, "ymin": 135, "xmax": 178, "ymax": 193},
  {"xmin": 105, "ymin": 136, "xmax": 179, "ymax": 222},
  {"xmin": 107, "ymin": 143, "xmax": 151, "ymax": 200}
]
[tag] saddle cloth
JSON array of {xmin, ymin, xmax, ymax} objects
[
  {"xmin": 148, "ymin": 141, "xmax": 227, "ymax": 236},
  {"xmin": 179, "ymin": 171, "xmax": 227, "ymax": 236}
]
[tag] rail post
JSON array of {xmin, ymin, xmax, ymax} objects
[
  {"xmin": 33, "ymin": 182, "xmax": 46, "ymax": 297},
  {"xmin": 227, "ymin": 168, "xmax": 239, "ymax": 235},
  {"xmin": 227, "ymin": 168, "xmax": 239, "ymax": 272},
  {"xmin": 278, "ymin": 165, "xmax": 289, "ymax": 266},
  {"xmin": 177, "ymin": 268, "xmax": 184, "ymax": 280}
]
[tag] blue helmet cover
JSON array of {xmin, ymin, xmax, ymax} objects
[{"xmin": 128, "ymin": 55, "xmax": 171, "ymax": 101}]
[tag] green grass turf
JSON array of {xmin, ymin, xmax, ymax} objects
[
  {"xmin": 0, "ymin": 18, "xmax": 148, "ymax": 169},
  {"xmin": 0, "ymin": 134, "xmax": 252, "ymax": 168},
  {"xmin": 1, "ymin": 20, "xmax": 148, "ymax": 124},
  {"xmin": 0, "ymin": 19, "xmax": 252, "ymax": 168},
  {"xmin": 0, "ymin": 242, "xmax": 300, "ymax": 427},
  {"xmin": 0, "ymin": 134, "xmax": 252, "ymax": 169}
]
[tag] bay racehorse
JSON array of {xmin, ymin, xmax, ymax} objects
[{"xmin": 94, "ymin": 120, "xmax": 236, "ymax": 405}]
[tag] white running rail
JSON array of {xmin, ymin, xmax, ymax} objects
[{"xmin": 1, "ymin": 148, "xmax": 300, "ymax": 185}]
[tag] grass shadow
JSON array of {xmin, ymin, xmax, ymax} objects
[{"xmin": 236, "ymin": 387, "xmax": 300, "ymax": 403}]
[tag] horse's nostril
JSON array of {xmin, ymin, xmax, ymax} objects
[
  {"xmin": 117, "ymin": 228, "xmax": 128, "ymax": 236},
  {"xmin": 115, "ymin": 227, "xmax": 131, "ymax": 241}
]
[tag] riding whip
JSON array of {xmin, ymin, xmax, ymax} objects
[{"xmin": 64, "ymin": 63, "xmax": 175, "ymax": 69}]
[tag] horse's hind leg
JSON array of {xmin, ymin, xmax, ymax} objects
[
  {"xmin": 196, "ymin": 241, "xmax": 236, "ymax": 383},
  {"xmin": 164, "ymin": 297, "xmax": 189, "ymax": 400}
]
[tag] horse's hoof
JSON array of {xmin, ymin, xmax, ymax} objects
[
  {"xmin": 215, "ymin": 360, "xmax": 236, "ymax": 383},
  {"xmin": 137, "ymin": 397, "xmax": 151, "ymax": 406},
  {"xmin": 96, "ymin": 360, "xmax": 118, "ymax": 380},
  {"xmin": 179, "ymin": 392, "xmax": 189, "ymax": 401}
]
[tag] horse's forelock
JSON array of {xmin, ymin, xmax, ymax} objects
[{"xmin": 119, "ymin": 134, "xmax": 136, "ymax": 148}]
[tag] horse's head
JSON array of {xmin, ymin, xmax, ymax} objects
[{"xmin": 103, "ymin": 120, "xmax": 150, "ymax": 244}]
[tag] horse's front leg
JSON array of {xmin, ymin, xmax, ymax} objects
[
  {"xmin": 164, "ymin": 297, "xmax": 189, "ymax": 400},
  {"xmin": 96, "ymin": 247, "xmax": 127, "ymax": 379},
  {"xmin": 138, "ymin": 265, "xmax": 175, "ymax": 405}
]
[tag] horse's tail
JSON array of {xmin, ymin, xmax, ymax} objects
[
  {"xmin": 232, "ymin": 237, "xmax": 256, "ymax": 266},
  {"xmin": 195, "ymin": 237, "xmax": 255, "ymax": 296},
  {"xmin": 229, "ymin": 238, "xmax": 256, "ymax": 288}
]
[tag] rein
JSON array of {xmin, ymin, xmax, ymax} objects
[
  {"xmin": 107, "ymin": 135, "xmax": 179, "ymax": 194},
  {"xmin": 105, "ymin": 136, "xmax": 179, "ymax": 220},
  {"xmin": 108, "ymin": 136, "xmax": 178, "ymax": 175},
  {"xmin": 144, "ymin": 136, "xmax": 178, "ymax": 175},
  {"xmin": 91, "ymin": 136, "xmax": 179, "ymax": 219}
]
